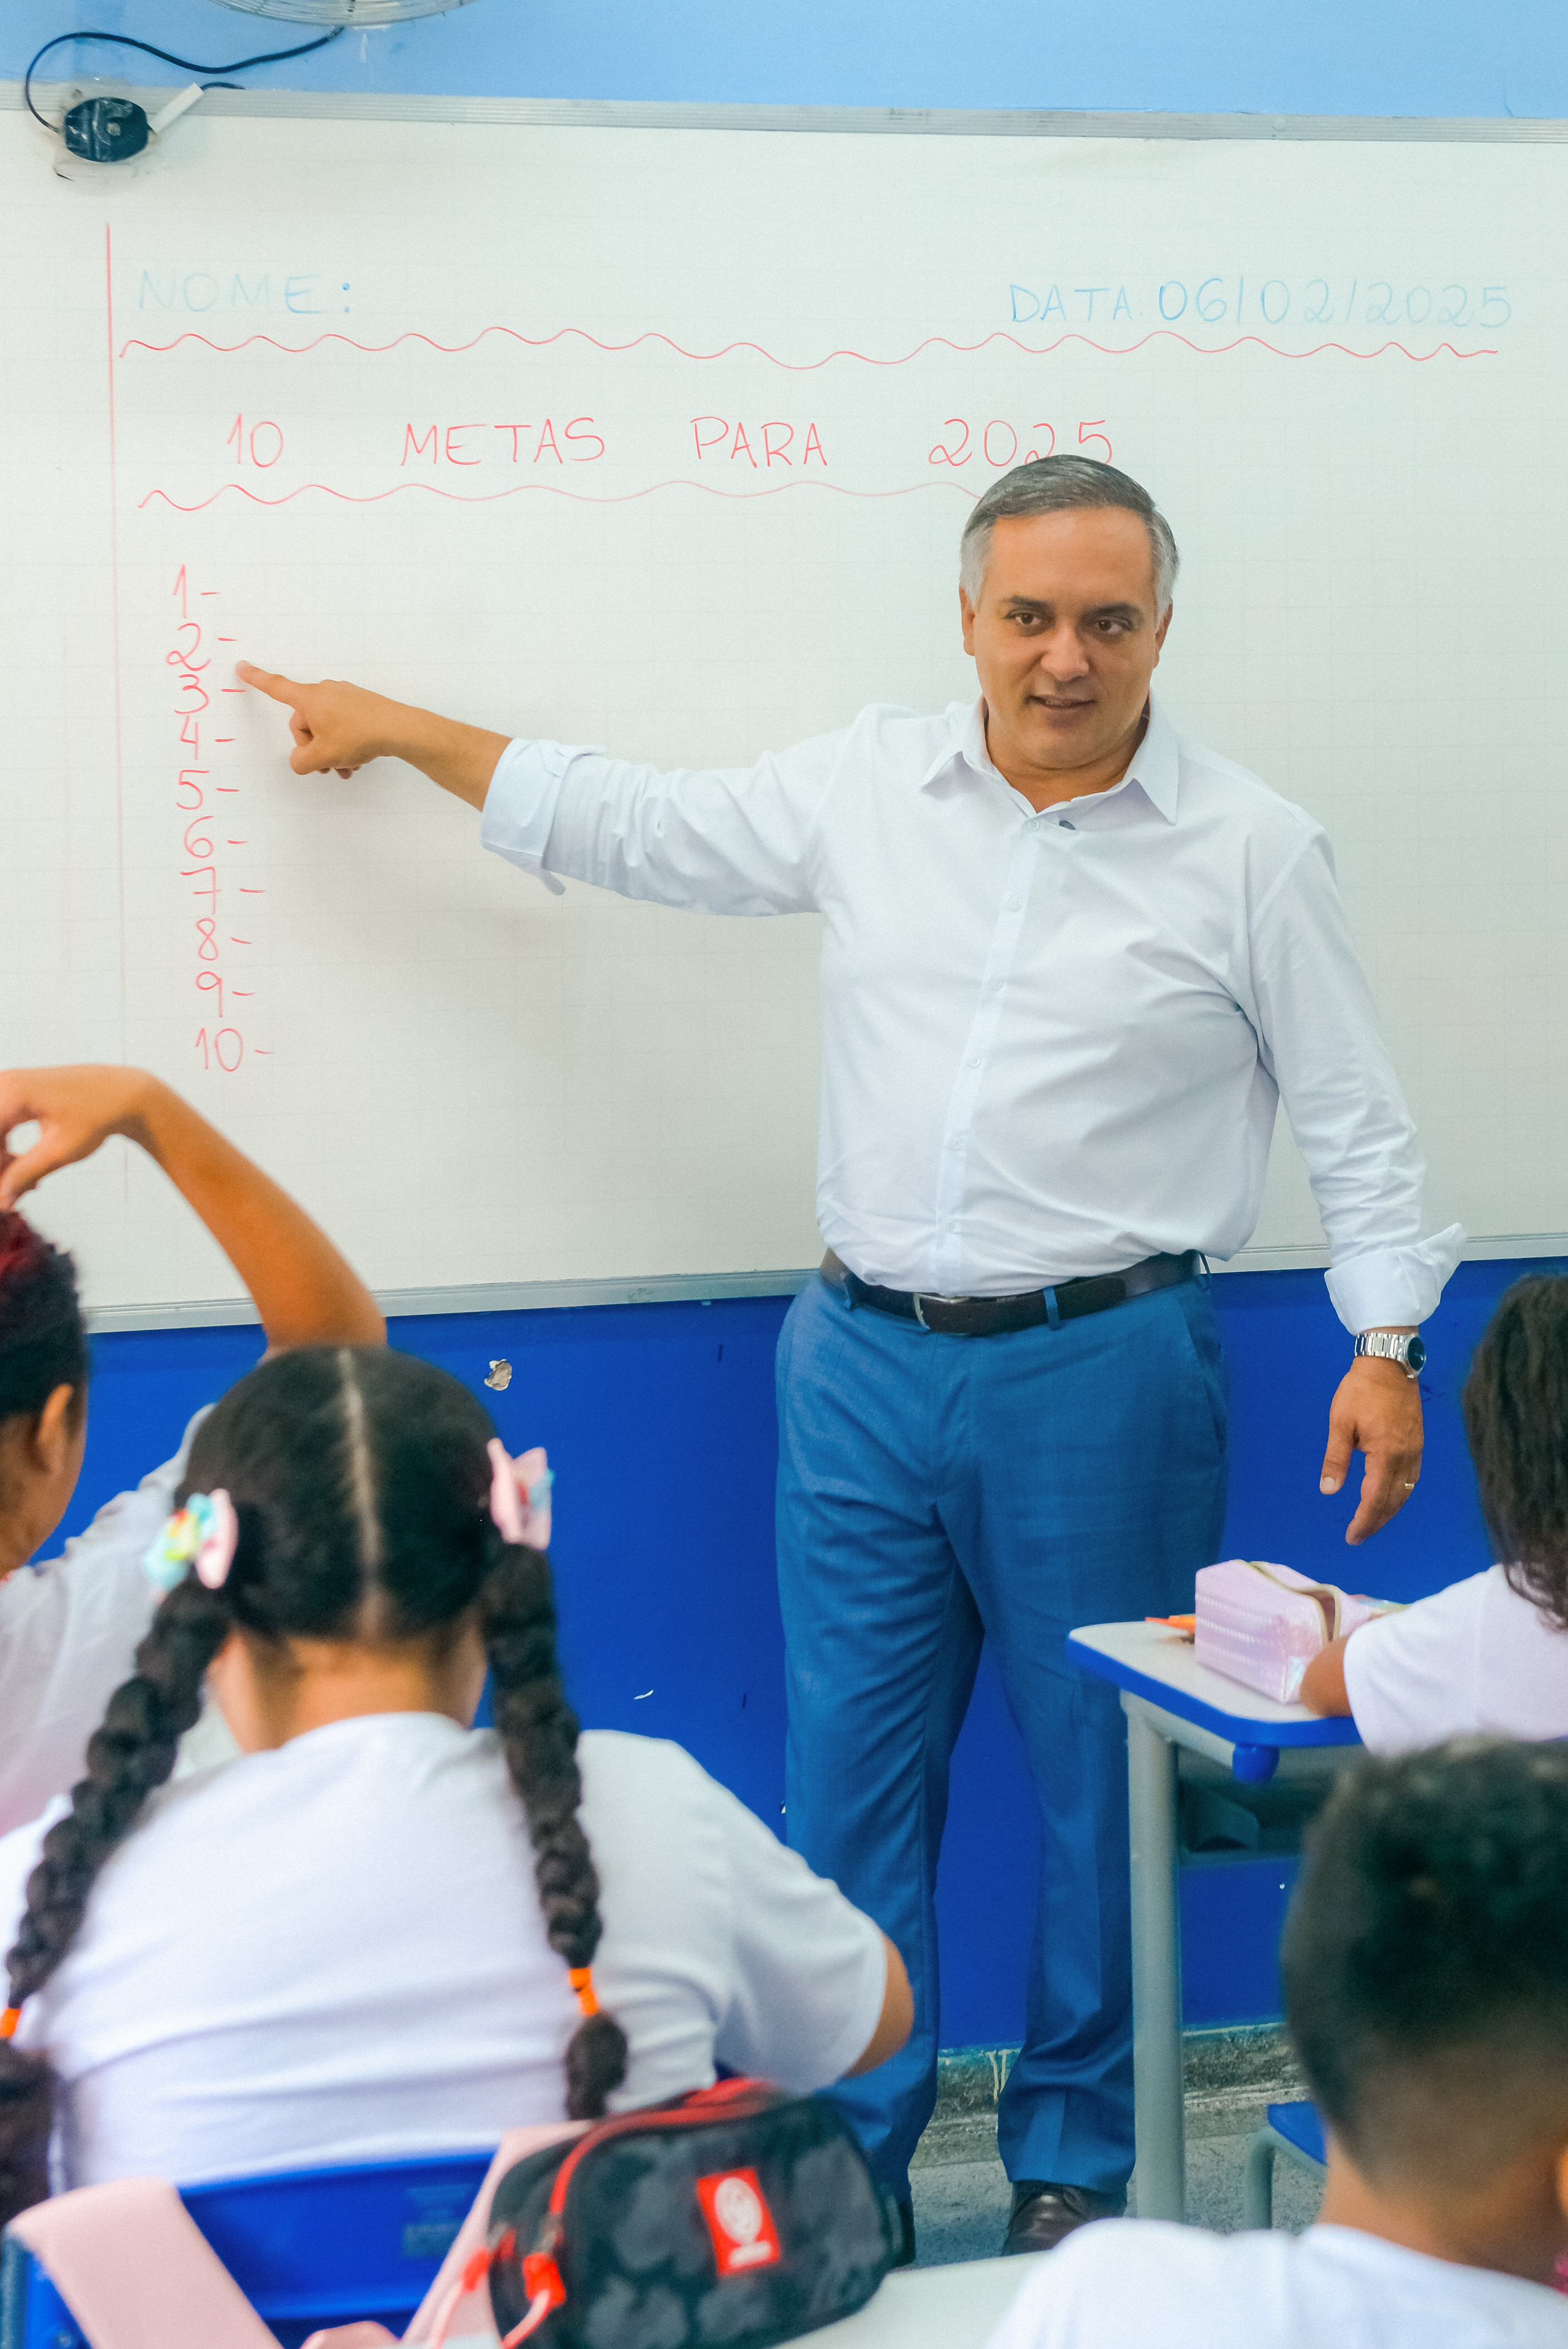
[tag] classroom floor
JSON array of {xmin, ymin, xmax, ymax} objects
[{"xmin": 911, "ymin": 2131, "xmax": 1324, "ymax": 2266}]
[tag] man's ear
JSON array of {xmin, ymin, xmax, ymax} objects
[
  {"xmin": 959, "ymin": 586, "xmax": 977, "ymax": 655},
  {"xmin": 1154, "ymin": 601, "xmax": 1173, "ymax": 657},
  {"xmin": 33, "ymin": 1381, "xmax": 82, "ymax": 1473},
  {"xmin": 1552, "ymin": 2142, "xmax": 1568, "ymax": 2222}
]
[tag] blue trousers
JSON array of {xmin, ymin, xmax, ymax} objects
[{"xmin": 775, "ymin": 1271, "xmax": 1228, "ymax": 2199}]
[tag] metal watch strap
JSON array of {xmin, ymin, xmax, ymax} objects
[{"xmin": 1354, "ymin": 1330, "xmax": 1420, "ymax": 1379}]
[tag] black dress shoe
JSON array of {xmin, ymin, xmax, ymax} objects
[
  {"xmin": 1002, "ymin": 2179, "xmax": 1127, "ymax": 2255},
  {"xmin": 887, "ymin": 2196, "xmax": 916, "ymax": 2268}
]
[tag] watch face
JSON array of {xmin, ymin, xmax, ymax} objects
[{"xmin": 1406, "ymin": 1335, "xmax": 1428, "ymax": 1375}]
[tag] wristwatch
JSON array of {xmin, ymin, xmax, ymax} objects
[{"xmin": 1354, "ymin": 1330, "xmax": 1427, "ymax": 1380}]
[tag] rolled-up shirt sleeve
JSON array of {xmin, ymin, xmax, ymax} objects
[
  {"xmin": 480, "ymin": 730, "xmax": 848, "ymax": 917},
  {"xmin": 1250, "ymin": 833, "xmax": 1465, "ymax": 1332}
]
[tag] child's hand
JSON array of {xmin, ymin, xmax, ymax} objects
[{"xmin": 0, "ymin": 1064, "xmax": 160, "ymax": 1209}]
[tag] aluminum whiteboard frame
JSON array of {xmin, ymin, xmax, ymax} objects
[
  {"xmin": 8, "ymin": 84, "xmax": 1561, "ymax": 1326},
  {"xmin": 80, "ymin": 1234, "xmax": 1568, "ymax": 1332},
  {"xmin": 3, "ymin": 85, "xmax": 1568, "ymax": 140}
]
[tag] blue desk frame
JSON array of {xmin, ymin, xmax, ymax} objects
[{"xmin": 1067, "ymin": 1622, "xmax": 1361, "ymax": 2223}]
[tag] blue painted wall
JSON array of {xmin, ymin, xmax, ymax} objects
[
  {"xmin": 7, "ymin": 0, "xmax": 1568, "ymax": 117},
  {"xmin": 12, "ymin": 0, "xmax": 1559, "ymax": 2042},
  {"xmin": 62, "ymin": 1257, "xmax": 1537, "ymax": 2040}
]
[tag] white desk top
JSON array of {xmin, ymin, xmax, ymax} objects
[
  {"xmin": 812, "ymin": 2255, "xmax": 1040, "ymax": 2345},
  {"xmin": 1068, "ymin": 1620, "xmax": 1361, "ymax": 1751}
]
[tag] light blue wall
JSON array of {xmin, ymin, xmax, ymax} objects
[{"xmin": 8, "ymin": 0, "xmax": 1568, "ymax": 117}]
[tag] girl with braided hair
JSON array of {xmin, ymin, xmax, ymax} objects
[
  {"xmin": 0, "ymin": 1345, "xmax": 910, "ymax": 2223},
  {"xmin": 0, "ymin": 1064, "xmax": 383, "ymax": 1833}
]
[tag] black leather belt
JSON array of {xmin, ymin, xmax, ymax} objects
[{"xmin": 820, "ymin": 1248, "xmax": 1200, "ymax": 1338}]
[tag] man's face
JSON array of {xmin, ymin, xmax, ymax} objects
[{"xmin": 959, "ymin": 507, "xmax": 1171, "ymax": 776}]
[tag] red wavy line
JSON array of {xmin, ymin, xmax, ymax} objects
[
  {"xmin": 117, "ymin": 324, "xmax": 1497, "ymax": 369},
  {"xmin": 136, "ymin": 476, "xmax": 977, "ymax": 513}
]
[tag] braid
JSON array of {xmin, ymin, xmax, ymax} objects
[
  {"xmin": 483, "ymin": 1544, "xmax": 628, "ymax": 2120},
  {"xmin": 0, "ymin": 1579, "xmax": 231, "ymax": 2225}
]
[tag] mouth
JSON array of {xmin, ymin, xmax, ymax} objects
[{"xmin": 1030, "ymin": 694, "xmax": 1096, "ymax": 713}]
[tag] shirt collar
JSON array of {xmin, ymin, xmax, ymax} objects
[{"xmin": 924, "ymin": 692, "xmax": 1181, "ymax": 824}]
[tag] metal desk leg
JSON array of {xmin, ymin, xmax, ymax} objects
[{"xmin": 1126, "ymin": 1701, "xmax": 1185, "ymax": 2221}]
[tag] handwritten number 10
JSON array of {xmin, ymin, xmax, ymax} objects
[
  {"xmin": 196, "ymin": 1026, "xmax": 244, "ymax": 1072},
  {"xmin": 226, "ymin": 414, "xmax": 284, "ymax": 469}
]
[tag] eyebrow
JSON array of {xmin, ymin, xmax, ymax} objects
[{"xmin": 1000, "ymin": 597, "xmax": 1145, "ymax": 623}]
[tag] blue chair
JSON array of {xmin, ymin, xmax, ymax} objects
[
  {"xmin": 1242, "ymin": 2099, "xmax": 1325, "ymax": 2229},
  {"xmin": 1, "ymin": 2148, "xmax": 497, "ymax": 2349}
]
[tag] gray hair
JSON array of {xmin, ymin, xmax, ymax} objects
[{"xmin": 959, "ymin": 455, "xmax": 1180, "ymax": 611}]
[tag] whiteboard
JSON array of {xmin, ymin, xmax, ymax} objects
[{"xmin": 2, "ymin": 98, "xmax": 1565, "ymax": 1317}]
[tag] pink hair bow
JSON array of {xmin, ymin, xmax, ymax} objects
[{"xmin": 487, "ymin": 1440, "xmax": 553, "ymax": 1551}]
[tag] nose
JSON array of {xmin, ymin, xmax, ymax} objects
[{"xmin": 1036, "ymin": 624, "xmax": 1091, "ymax": 682}]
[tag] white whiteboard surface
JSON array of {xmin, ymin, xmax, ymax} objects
[{"xmin": 2, "ymin": 99, "xmax": 1564, "ymax": 1317}]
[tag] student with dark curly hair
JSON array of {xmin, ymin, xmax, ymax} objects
[
  {"xmin": 0, "ymin": 1345, "xmax": 911, "ymax": 2225},
  {"xmin": 986, "ymin": 1740, "xmax": 1568, "ymax": 2345},
  {"xmin": 1301, "ymin": 1274, "xmax": 1568, "ymax": 1747},
  {"xmin": 0, "ymin": 1065, "xmax": 383, "ymax": 1831}
]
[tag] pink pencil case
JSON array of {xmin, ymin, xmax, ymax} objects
[{"xmin": 1194, "ymin": 1559, "xmax": 1378, "ymax": 1705}]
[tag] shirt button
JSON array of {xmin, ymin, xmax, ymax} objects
[
  {"xmin": 968, "ymin": 1055, "xmax": 982, "ymax": 1068},
  {"xmin": 1005, "ymin": 898, "xmax": 1023, "ymax": 911},
  {"xmin": 989, "ymin": 979, "xmax": 1003, "ymax": 992}
]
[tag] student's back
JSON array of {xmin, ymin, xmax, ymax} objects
[
  {"xmin": 0, "ymin": 1347, "xmax": 906, "ymax": 2211},
  {"xmin": 986, "ymin": 1740, "xmax": 1568, "ymax": 2349},
  {"xmin": 0, "ymin": 1718, "xmax": 885, "ymax": 2186},
  {"xmin": 987, "ymin": 2220, "xmax": 1568, "ymax": 2347}
]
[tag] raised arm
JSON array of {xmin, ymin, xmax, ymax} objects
[
  {"xmin": 0, "ymin": 1068, "xmax": 384, "ymax": 1352},
  {"xmin": 235, "ymin": 663, "xmax": 839, "ymax": 916}
]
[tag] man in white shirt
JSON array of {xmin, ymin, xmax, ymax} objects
[
  {"xmin": 982, "ymin": 1740, "xmax": 1568, "ymax": 2349},
  {"xmin": 239, "ymin": 455, "xmax": 1461, "ymax": 2255}
]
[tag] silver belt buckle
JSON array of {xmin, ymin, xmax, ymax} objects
[{"xmin": 913, "ymin": 1291, "xmax": 968, "ymax": 1329}]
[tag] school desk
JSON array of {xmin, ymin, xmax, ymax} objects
[{"xmin": 1067, "ymin": 1620, "xmax": 1362, "ymax": 2223}]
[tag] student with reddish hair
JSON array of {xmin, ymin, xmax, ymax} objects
[{"xmin": 0, "ymin": 1065, "xmax": 384, "ymax": 1832}]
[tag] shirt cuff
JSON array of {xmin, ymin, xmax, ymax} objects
[
  {"xmin": 479, "ymin": 738, "xmax": 601, "ymax": 896},
  {"xmin": 1323, "ymin": 1221, "xmax": 1467, "ymax": 1333}
]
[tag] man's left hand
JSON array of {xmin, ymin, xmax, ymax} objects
[{"xmin": 1319, "ymin": 1351, "xmax": 1424, "ymax": 1546}]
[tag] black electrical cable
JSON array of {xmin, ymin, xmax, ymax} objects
[{"xmin": 24, "ymin": 25, "xmax": 346, "ymax": 129}]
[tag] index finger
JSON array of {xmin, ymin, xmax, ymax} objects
[
  {"xmin": 235, "ymin": 660, "xmax": 303, "ymax": 707},
  {"xmin": 1345, "ymin": 1449, "xmax": 1419, "ymax": 1546}
]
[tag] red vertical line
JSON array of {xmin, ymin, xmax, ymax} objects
[{"xmin": 105, "ymin": 224, "xmax": 128, "ymax": 1098}]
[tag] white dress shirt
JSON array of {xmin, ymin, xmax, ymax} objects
[{"xmin": 481, "ymin": 696, "xmax": 1463, "ymax": 1330}]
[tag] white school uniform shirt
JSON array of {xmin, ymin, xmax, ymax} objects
[
  {"xmin": 0, "ymin": 1410, "xmax": 235, "ymax": 1835},
  {"xmin": 0, "ymin": 1715, "xmax": 888, "ymax": 2189},
  {"xmin": 983, "ymin": 2219, "xmax": 1568, "ymax": 2348},
  {"xmin": 1343, "ymin": 1565, "xmax": 1568, "ymax": 1754},
  {"xmin": 481, "ymin": 695, "xmax": 1463, "ymax": 1329}
]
